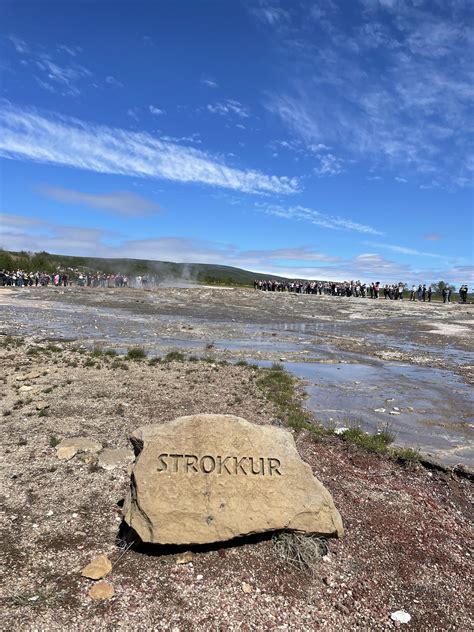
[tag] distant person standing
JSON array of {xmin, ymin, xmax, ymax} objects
[
  {"xmin": 410, "ymin": 285, "xmax": 416, "ymax": 301},
  {"xmin": 427, "ymin": 286, "xmax": 432, "ymax": 302}
]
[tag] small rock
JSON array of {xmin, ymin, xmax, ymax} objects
[
  {"xmin": 196, "ymin": 574, "xmax": 203, "ymax": 581},
  {"xmin": 46, "ymin": 510, "xmax": 54, "ymax": 517},
  {"xmin": 57, "ymin": 446, "xmax": 78, "ymax": 461},
  {"xmin": 390, "ymin": 610, "xmax": 411, "ymax": 624},
  {"xmin": 36, "ymin": 402, "xmax": 50, "ymax": 411},
  {"xmin": 242, "ymin": 582, "xmax": 253, "ymax": 593},
  {"xmin": 98, "ymin": 448, "xmax": 135, "ymax": 471},
  {"xmin": 393, "ymin": 406, "xmax": 400, "ymax": 411},
  {"xmin": 16, "ymin": 371, "xmax": 41, "ymax": 381},
  {"xmin": 88, "ymin": 581, "xmax": 114, "ymax": 600},
  {"xmin": 19, "ymin": 386, "xmax": 34, "ymax": 393},
  {"xmin": 374, "ymin": 408, "xmax": 386, "ymax": 413},
  {"xmin": 389, "ymin": 410, "xmax": 401, "ymax": 416},
  {"xmin": 81, "ymin": 554, "xmax": 112, "ymax": 580},
  {"xmin": 175, "ymin": 551, "xmax": 194, "ymax": 564},
  {"xmin": 336, "ymin": 603, "xmax": 350, "ymax": 615},
  {"xmin": 56, "ymin": 437, "xmax": 102, "ymax": 459}
]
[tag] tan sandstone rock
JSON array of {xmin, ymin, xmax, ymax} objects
[
  {"xmin": 56, "ymin": 437, "xmax": 102, "ymax": 461},
  {"xmin": 88, "ymin": 581, "xmax": 115, "ymax": 600},
  {"xmin": 81, "ymin": 554, "xmax": 112, "ymax": 580},
  {"xmin": 124, "ymin": 414, "xmax": 343, "ymax": 545},
  {"xmin": 98, "ymin": 448, "xmax": 135, "ymax": 471}
]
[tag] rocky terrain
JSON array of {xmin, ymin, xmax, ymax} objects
[{"xmin": 1, "ymin": 333, "xmax": 472, "ymax": 631}]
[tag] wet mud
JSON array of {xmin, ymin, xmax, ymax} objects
[{"xmin": 1, "ymin": 285, "xmax": 473, "ymax": 466}]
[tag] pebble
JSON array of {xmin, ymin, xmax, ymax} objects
[
  {"xmin": 390, "ymin": 610, "xmax": 411, "ymax": 624},
  {"xmin": 242, "ymin": 582, "xmax": 253, "ymax": 593},
  {"xmin": 196, "ymin": 574, "xmax": 203, "ymax": 581}
]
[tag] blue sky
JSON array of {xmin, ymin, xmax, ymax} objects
[{"xmin": 0, "ymin": 0, "xmax": 473, "ymax": 285}]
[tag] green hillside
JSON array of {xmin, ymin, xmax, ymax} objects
[{"xmin": 0, "ymin": 249, "xmax": 293, "ymax": 286}]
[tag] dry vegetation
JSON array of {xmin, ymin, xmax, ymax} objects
[{"xmin": 1, "ymin": 335, "xmax": 472, "ymax": 631}]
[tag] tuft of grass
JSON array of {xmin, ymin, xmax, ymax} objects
[
  {"xmin": 273, "ymin": 532, "xmax": 328, "ymax": 575},
  {"xmin": 104, "ymin": 349, "xmax": 118, "ymax": 357},
  {"xmin": 83, "ymin": 358, "xmax": 95, "ymax": 368},
  {"xmin": 148, "ymin": 357, "xmax": 161, "ymax": 366},
  {"xmin": 235, "ymin": 360, "xmax": 249, "ymax": 367},
  {"xmin": 111, "ymin": 360, "xmax": 128, "ymax": 370},
  {"xmin": 339, "ymin": 426, "xmax": 395, "ymax": 454},
  {"xmin": 1, "ymin": 335, "xmax": 22, "ymax": 348},
  {"xmin": 391, "ymin": 447, "xmax": 420, "ymax": 462},
  {"xmin": 49, "ymin": 435, "xmax": 60, "ymax": 447},
  {"xmin": 42, "ymin": 387, "xmax": 53, "ymax": 394},
  {"xmin": 38, "ymin": 408, "xmax": 48, "ymax": 417},
  {"xmin": 3, "ymin": 409, "xmax": 12, "ymax": 417},
  {"xmin": 46, "ymin": 343, "xmax": 62, "ymax": 353},
  {"xmin": 126, "ymin": 346, "xmax": 146, "ymax": 360},
  {"xmin": 164, "ymin": 351, "xmax": 186, "ymax": 362}
]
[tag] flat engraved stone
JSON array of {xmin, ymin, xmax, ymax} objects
[{"xmin": 123, "ymin": 414, "xmax": 343, "ymax": 545}]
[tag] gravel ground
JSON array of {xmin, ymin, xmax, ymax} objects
[{"xmin": 1, "ymin": 338, "xmax": 472, "ymax": 631}]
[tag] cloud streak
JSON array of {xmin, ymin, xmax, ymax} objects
[
  {"xmin": 258, "ymin": 203, "xmax": 383, "ymax": 235},
  {"xmin": 0, "ymin": 104, "xmax": 299, "ymax": 195},
  {"xmin": 39, "ymin": 187, "xmax": 162, "ymax": 217}
]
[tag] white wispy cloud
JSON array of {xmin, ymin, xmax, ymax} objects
[
  {"xmin": 201, "ymin": 77, "xmax": 218, "ymax": 88},
  {"xmin": 39, "ymin": 187, "xmax": 162, "ymax": 217},
  {"xmin": 7, "ymin": 35, "xmax": 92, "ymax": 96},
  {"xmin": 105, "ymin": 75, "xmax": 123, "ymax": 88},
  {"xmin": 258, "ymin": 202, "xmax": 382, "ymax": 235},
  {"xmin": 262, "ymin": 1, "xmax": 473, "ymax": 186},
  {"xmin": 149, "ymin": 105, "xmax": 165, "ymax": 116},
  {"xmin": 207, "ymin": 99, "xmax": 250, "ymax": 118},
  {"xmin": 313, "ymin": 153, "xmax": 344, "ymax": 176},
  {"xmin": 0, "ymin": 104, "xmax": 300, "ymax": 195},
  {"xmin": 364, "ymin": 241, "xmax": 450, "ymax": 260}
]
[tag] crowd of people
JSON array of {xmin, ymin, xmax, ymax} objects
[
  {"xmin": 0, "ymin": 268, "xmax": 159, "ymax": 289},
  {"xmin": 254, "ymin": 279, "xmax": 471, "ymax": 303},
  {"xmin": 0, "ymin": 267, "xmax": 470, "ymax": 303}
]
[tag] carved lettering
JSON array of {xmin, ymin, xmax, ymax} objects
[
  {"xmin": 249, "ymin": 456, "xmax": 265, "ymax": 475},
  {"xmin": 185, "ymin": 454, "xmax": 198, "ymax": 473},
  {"xmin": 169, "ymin": 454, "xmax": 184, "ymax": 472},
  {"xmin": 157, "ymin": 453, "xmax": 168, "ymax": 472},
  {"xmin": 156, "ymin": 453, "xmax": 282, "ymax": 475},
  {"xmin": 217, "ymin": 455, "xmax": 232, "ymax": 474},
  {"xmin": 268, "ymin": 458, "xmax": 282, "ymax": 476},
  {"xmin": 234, "ymin": 456, "xmax": 248, "ymax": 475},
  {"xmin": 200, "ymin": 455, "xmax": 216, "ymax": 474}
]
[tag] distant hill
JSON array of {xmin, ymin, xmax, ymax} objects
[{"xmin": 0, "ymin": 249, "xmax": 297, "ymax": 286}]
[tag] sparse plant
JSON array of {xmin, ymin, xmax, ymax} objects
[
  {"xmin": 126, "ymin": 346, "xmax": 146, "ymax": 360},
  {"xmin": 148, "ymin": 357, "xmax": 161, "ymax": 366},
  {"xmin": 273, "ymin": 532, "xmax": 328, "ymax": 574},
  {"xmin": 38, "ymin": 408, "xmax": 48, "ymax": 417},
  {"xmin": 49, "ymin": 435, "xmax": 60, "ymax": 447},
  {"xmin": 164, "ymin": 351, "xmax": 185, "ymax": 362}
]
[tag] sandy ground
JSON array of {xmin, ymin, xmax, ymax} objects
[{"xmin": 1, "ymin": 334, "xmax": 473, "ymax": 631}]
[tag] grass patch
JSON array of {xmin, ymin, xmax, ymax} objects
[
  {"xmin": 111, "ymin": 360, "xmax": 128, "ymax": 370},
  {"xmin": 339, "ymin": 425, "xmax": 395, "ymax": 454},
  {"xmin": 164, "ymin": 351, "xmax": 186, "ymax": 362},
  {"xmin": 38, "ymin": 408, "xmax": 48, "ymax": 417},
  {"xmin": 46, "ymin": 343, "xmax": 62, "ymax": 353},
  {"xmin": 148, "ymin": 357, "xmax": 161, "ymax": 366},
  {"xmin": 1, "ymin": 335, "xmax": 22, "ymax": 348},
  {"xmin": 126, "ymin": 346, "xmax": 146, "ymax": 360},
  {"xmin": 256, "ymin": 363, "xmax": 318, "ymax": 434},
  {"xmin": 391, "ymin": 447, "xmax": 420, "ymax": 462},
  {"xmin": 49, "ymin": 435, "xmax": 60, "ymax": 447},
  {"xmin": 235, "ymin": 359, "xmax": 249, "ymax": 367},
  {"xmin": 273, "ymin": 532, "xmax": 328, "ymax": 574}
]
